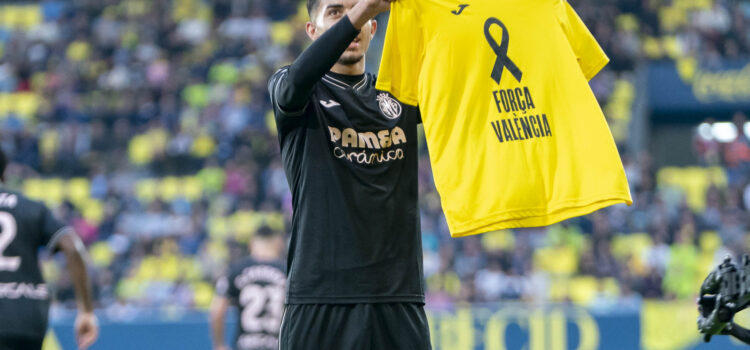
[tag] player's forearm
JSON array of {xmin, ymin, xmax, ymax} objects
[
  {"xmin": 209, "ymin": 302, "xmax": 227, "ymax": 348},
  {"xmin": 67, "ymin": 248, "xmax": 94, "ymax": 312},
  {"xmin": 276, "ymin": 16, "xmax": 359, "ymax": 110},
  {"xmin": 60, "ymin": 234, "xmax": 95, "ymax": 313},
  {"xmin": 210, "ymin": 318, "xmax": 225, "ymax": 348}
]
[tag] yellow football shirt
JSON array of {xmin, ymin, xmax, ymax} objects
[{"xmin": 376, "ymin": 0, "xmax": 632, "ymax": 237}]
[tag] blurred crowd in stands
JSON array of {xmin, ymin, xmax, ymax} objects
[{"xmin": 0, "ymin": 0, "xmax": 749, "ymax": 314}]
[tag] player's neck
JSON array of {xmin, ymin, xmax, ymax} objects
[
  {"xmin": 251, "ymin": 243, "xmax": 279, "ymax": 261},
  {"xmin": 331, "ymin": 61, "xmax": 365, "ymax": 76},
  {"xmin": 252, "ymin": 252, "xmax": 279, "ymax": 261}
]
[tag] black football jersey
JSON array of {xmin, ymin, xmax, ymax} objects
[
  {"xmin": 269, "ymin": 69, "xmax": 425, "ymax": 304},
  {"xmin": 0, "ymin": 187, "xmax": 71, "ymax": 338},
  {"xmin": 216, "ymin": 257, "xmax": 286, "ymax": 350}
]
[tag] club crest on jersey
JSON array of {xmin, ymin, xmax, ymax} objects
[{"xmin": 377, "ymin": 93, "xmax": 402, "ymax": 120}]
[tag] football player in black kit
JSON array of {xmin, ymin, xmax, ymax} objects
[
  {"xmin": 210, "ymin": 226, "xmax": 286, "ymax": 350},
  {"xmin": 0, "ymin": 149, "xmax": 98, "ymax": 350},
  {"xmin": 268, "ymin": 0, "xmax": 430, "ymax": 349}
]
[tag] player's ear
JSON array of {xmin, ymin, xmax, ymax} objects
[
  {"xmin": 306, "ymin": 21, "xmax": 317, "ymax": 40},
  {"xmin": 370, "ymin": 19, "xmax": 377, "ymax": 38}
]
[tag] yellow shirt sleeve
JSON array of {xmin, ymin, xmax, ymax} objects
[
  {"xmin": 376, "ymin": 0, "xmax": 424, "ymax": 106},
  {"xmin": 557, "ymin": 0, "xmax": 609, "ymax": 80}
]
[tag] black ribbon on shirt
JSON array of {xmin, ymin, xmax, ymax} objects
[{"xmin": 484, "ymin": 18, "xmax": 523, "ymax": 84}]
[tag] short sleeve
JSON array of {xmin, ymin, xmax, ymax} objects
[
  {"xmin": 557, "ymin": 1, "xmax": 609, "ymax": 80},
  {"xmin": 268, "ymin": 67, "xmax": 307, "ymax": 118},
  {"xmin": 39, "ymin": 204, "xmax": 71, "ymax": 250},
  {"xmin": 215, "ymin": 275, "xmax": 230, "ymax": 298},
  {"xmin": 216, "ymin": 270, "xmax": 240, "ymax": 301},
  {"xmin": 375, "ymin": 0, "xmax": 424, "ymax": 106}
]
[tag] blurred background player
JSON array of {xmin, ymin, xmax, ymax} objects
[
  {"xmin": 0, "ymin": 149, "xmax": 98, "ymax": 350},
  {"xmin": 210, "ymin": 226, "xmax": 285, "ymax": 350},
  {"xmin": 268, "ymin": 0, "xmax": 430, "ymax": 348}
]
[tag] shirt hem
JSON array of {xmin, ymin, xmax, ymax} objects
[
  {"xmin": 583, "ymin": 57, "xmax": 609, "ymax": 81},
  {"xmin": 0, "ymin": 330, "xmax": 46, "ymax": 339},
  {"xmin": 449, "ymin": 192, "xmax": 632, "ymax": 237},
  {"xmin": 286, "ymin": 295, "xmax": 425, "ymax": 305}
]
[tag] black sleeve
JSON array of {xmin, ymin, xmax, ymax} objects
[
  {"xmin": 269, "ymin": 15, "xmax": 360, "ymax": 116},
  {"xmin": 216, "ymin": 268, "xmax": 240, "ymax": 301},
  {"xmin": 729, "ymin": 322, "xmax": 750, "ymax": 345},
  {"xmin": 215, "ymin": 275, "xmax": 231, "ymax": 298},
  {"xmin": 38, "ymin": 204, "xmax": 72, "ymax": 250}
]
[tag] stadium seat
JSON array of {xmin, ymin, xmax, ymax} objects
[
  {"xmin": 197, "ymin": 167, "xmax": 226, "ymax": 195},
  {"xmin": 181, "ymin": 176, "xmax": 203, "ymax": 202},
  {"xmin": 657, "ymin": 167, "xmax": 727, "ymax": 211},
  {"xmin": 480, "ymin": 230, "xmax": 515, "ymax": 252},
  {"xmin": 611, "ymin": 233, "xmax": 653, "ymax": 261},
  {"xmin": 191, "ymin": 133, "xmax": 216, "ymax": 158},
  {"xmin": 0, "ymin": 5, "xmax": 42, "ymax": 31},
  {"xmin": 129, "ymin": 136, "xmax": 154, "ymax": 166},
  {"xmin": 66, "ymin": 178, "xmax": 91, "ymax": 206},
  {"xmin": 271, "ymin": 22, "xmax": 294, "ymax": 46},
  {"xmin": 232, "ymin": 210, "xmax": 261, "ymax": 243},
  {"xmin": 699, "ymin": 231, "xmax": 721, "ymax": 254},
  {"xmin": 547, "ymin": 277, "xmax": 570, "ymax": 302},
  {"xmin": 159, "ymin": 177, "xmax": 181, "ymax": 202},
  {"xmin": 81, "ymin": 199, "xmax": 104, "ymax": 225},
  {"xmin": 45, "ymin": 178, "xmax": 66, "ymax": 206},
  {"xmin": 569, "ymin": 276, "xmax": 598, "ymax": 305},
  {"xmin": 12, "ymin": 93, "xmax": 39, "ymax": 120},
  {"xmin": 207, "ymin": 216, "xmax": 231, "ymax": 240},
  {"xmin": 135, "ymin": 179, "xmax": 158, "ymax": 203},
  {"xmin": 533, "ymin": 246, "xmax": 578, "ymax": 276},
  {"xmin": 23, "ymin": 178, "xmax": 45, "ymax": 201},
  {"xmin": 89, "ymin": 242, "xmax": 115, "ymax": 268},
  {"xmin": 192, "ymin": 281, "xmax": 214, "ymax": 309}
]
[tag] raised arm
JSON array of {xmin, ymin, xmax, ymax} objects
[{"xmin": 270, "ymin": 0, "xmax": 393, "ymax": 113}]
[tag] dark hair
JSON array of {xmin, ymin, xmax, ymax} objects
[
  {"xmin": 0, "ymin": 148, "xmax": 6, "ymax": 181},
  {"xmin": 307, "ymin": 0, "xmax": 320, "ymax": 18},
  {"xmin": 255, "ymin": 225, "xmax": 275, "ymax": 238}
]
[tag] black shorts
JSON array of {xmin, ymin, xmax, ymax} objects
[
  {"xmin": 0, "ymin": 335, "xmax": 43, "ymax": 350},
  {"xmin": 279, "ymin": 303, "xmax": 431, "ymax": 350}
]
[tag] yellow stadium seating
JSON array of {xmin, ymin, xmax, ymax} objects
[
  {"xmin": 657, "ymin": 167, "xmax": 727, "ymax": 211},
  {"xmin": 208, "ymin": 216, "xmax": 231, "ymax": 240},
  {"xmin": 0, "ymin": 5, "xmax": 42, "ymax": 30},
  {"xmin": 89, "ymin": 242, "xmax": 115, "ymax": 268},
  {"xmin": 548, "ymin": 277, "xmax": 570, "ymax": 302},
  {"xmin": 271, "ymin": 22, "xmax": 294, "ymax": 46},
  {"xmin": 611, "ymin": 233, "xmax": 653, "ymax": 262},
  {"xmin": 699, "ymin": 231, "xmax": 721, "ymax": 254},
  {"xmin": 193, "ymin": 281, "xmax": 214, "ymax": 309},
  {"xmin": 533, "ymin": 246, "xmax": 578, "ymax": 276},
  {"xmin": 135, "ymin": 178, "xmax": 159, "ymax": 202},
  {"xmin": 67, "ymin": 178, "xmax": 90, "ymax": 206},
  {"xmin": 569, "ymin": 276, "xmax": 598, "ymax": 305},
  {"xmin": 181, "ymin": 176, "xmax": 203, "ymax": 201},
  {"xmin": 159, "ymin": 176, "xmax": 181, "ymax": 202},
  {"xmin": 81, "ymin": 199, "xmax": 104, "ymax": 224},
  {"xmin": 191, "ymin": 133, "xmax": 216, "ymax": 158},
  {"xmin": 129, "ymin": 135, "xmax": 154, "ymax": 165},
  {"xmin": 480, "ymin": 230, "xmax": 515, "ymax": 252}
]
